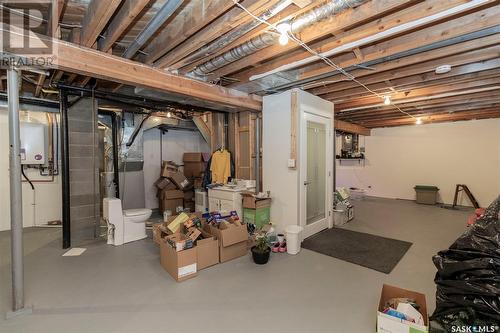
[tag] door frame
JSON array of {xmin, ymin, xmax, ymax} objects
[{"xmin": 299, "ymin": 107, "xmax": 334, "ymax": 239}]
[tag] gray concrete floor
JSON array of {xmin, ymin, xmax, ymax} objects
[{"xmin": 0, "ymin": 197, "xmax": 471, "ymax": 333}]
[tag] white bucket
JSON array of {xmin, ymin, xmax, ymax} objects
[{"xmin": 285, "ymin": 225, "xmax": 304, "ymax": 255}]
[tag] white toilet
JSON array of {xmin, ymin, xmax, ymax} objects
[{"xmin": 103, "ymin": 198, "xmax": 152, "ymax": 246}]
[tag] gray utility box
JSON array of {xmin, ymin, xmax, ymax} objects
[{"xmin": 414, "ymin": 185, "xmax": 439, "ymax": 205}]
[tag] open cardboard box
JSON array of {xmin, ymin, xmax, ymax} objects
[
  {"xmin": 210, "ymin": 220, "xmax": 248, "ymax": 263},
  {"xmin": 196, "ymin": 226, "xmax": 219, "ymax": 270},
  {"xmin": 377, "ymin": 284, "xmax": 428, "ymax": 333},
  {"xmin": 160, "ymin": 238, "xmax": 197, "ymax": 282}
]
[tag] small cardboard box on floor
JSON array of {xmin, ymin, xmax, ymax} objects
[
  {"xmin": 242, "ymin": 194, "xmax": 271, "ymax": 228},
  {"xmin": 377, "ymin": 284, "xmax": 428, "ymax": 333},
  {"xmin": 156, "ymin": 213, "xmax": 220, "ymax": 281},
  {"xmin": 209, "ymin": 219, "xmax": 248, "ymax": 263}
]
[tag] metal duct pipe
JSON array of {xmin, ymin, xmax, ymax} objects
[
  {"xmin": 122, "ymin": 0, "xmax": 184, "ymax": 59},
  {"xmin": 191, "ymin": 0, "xmax": 366, "ymax": 77},
  {"xmin": 180, "ymin": 0, "xmax": 292, "ymax": 68}
]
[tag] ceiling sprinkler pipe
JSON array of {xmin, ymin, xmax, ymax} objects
[{"xmin": 190, "ymin": 0, "xmax": 367, "ymax": 77}]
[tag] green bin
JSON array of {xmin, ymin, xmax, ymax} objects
[
  {"xmin": 414, "ymin": 185, "xmax": 439, "ymax": 205},
  {"xmin": 243, "ymin": 207, "xmax": 271, "ymax": 228}
]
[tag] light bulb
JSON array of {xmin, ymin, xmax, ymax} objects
[
  {"xmin": 276, "ymin": 23, "xmax": 291, "ymax": 34},
  {"xmin": 416, "ymin": 117, "xmax": 422, "ymax": 125},
  {"xmin": 384, "ymin": 96, "xmax": 391, "ymax": 105},
  {"xmin": 167, "ymin": 111, "xmax": 172, "ymax": 118},
  {"xmin": 279, "ymin": 33, "xmax": 289, "ymax": 46}
]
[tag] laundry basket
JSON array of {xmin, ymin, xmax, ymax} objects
[{"xmin": 285, "ymin": 225, "xmax": 304, "ymax": 255}]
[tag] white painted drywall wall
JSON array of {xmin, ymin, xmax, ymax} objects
[
  {"xmin": 142, "ymin": 128, "xmax": 209, "ymax": 210},
  {"xmin": 0, "ymin": 108, "xmax": 62, "ymax": 231},
  {"xmin": 336, "ymin": 118, "xmax": 500, "ymax": 206}
]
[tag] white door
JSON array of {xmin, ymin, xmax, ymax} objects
[{"xmin": 300, "ymin": 112, "xmax": 333, "ymax": 239}]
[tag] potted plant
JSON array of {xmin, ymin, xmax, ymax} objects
[{"xmin": 251, "ymin": 235, "xmax": 271, "ymax": 265}]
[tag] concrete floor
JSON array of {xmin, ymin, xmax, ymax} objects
[{"xmin": 0, "ymin": 197, "xmax": 471, "ymax": 333}]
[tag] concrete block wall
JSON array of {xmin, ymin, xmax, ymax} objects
[{"xmin": 68, "ymin": 98, "xmax": 100, "ymax": 244}]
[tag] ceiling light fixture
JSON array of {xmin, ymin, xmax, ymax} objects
[
  {"xmin": 276, "ymin": 22, "xmax": 291, "ymax": 46},
  {"xmin": 167, "ymin": 111, "xmax": 172, "ymax": 118},
  {"xmin": 435, "ymin": 65, "xmax": 452, "ymax": 74},
  {"xmin": 384, "ymin": 96, "xmax": 391, "ymax": 105},
  {"xmin": 416, "ymin": 117, "xmax": 423, "ymax": 125}
]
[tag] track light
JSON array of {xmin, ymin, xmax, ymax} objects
[
  {"xmin": 416, "ymin": 117, "xmax": 423, "ymax": 125},
  {"xmin": 384, "ymin": 96, "xmax": 391, "ymax": 105}
]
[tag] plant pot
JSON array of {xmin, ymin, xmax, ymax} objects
[{"xmin": 251, "ymin": 246, "xmax": 271, "ymax": 265}]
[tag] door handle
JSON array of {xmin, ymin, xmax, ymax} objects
[{"xmin": 304, "ymin": 181, "xmax": 311, "ymax": 186}]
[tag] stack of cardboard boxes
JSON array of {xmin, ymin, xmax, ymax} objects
[
  {"xmin": 153, "ymin": 211, "xmax": 249, "ymax": 282},
  {"xmin": 155, "ymin": 161, "xmax": 193, "ymax": 214},
  {"xmin": 183, "ymin": 153, "xmax": 208, "ymax": 190}
]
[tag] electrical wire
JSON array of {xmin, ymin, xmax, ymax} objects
[
  {"xmin": 21, "ymin": 166, "xmax": 35, "ymax": 190},
  {"xmin": 230, "ymin": 0, "xmax": 417, "ymax": 120}
]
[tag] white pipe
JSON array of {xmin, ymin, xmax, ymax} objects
[{"xmin": 250, "ymin": 0, "xmax": 493, "ymax": 81}]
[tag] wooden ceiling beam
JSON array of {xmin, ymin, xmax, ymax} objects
[
  {"xmin": 80, "ymin": 0, "xmax": 122, "ymax": 47},
  {"xmin": 339, "ymin": 97, "xmax": 500, "ymax": 120},
  {"xmin": 312, "ymin": 57, "xmax": 500, "ymax": 97},
  {"xmin": 328, "ymin": 69, "xmax": 500, "ymax": 102},
  {"xmin": 341, "ymin": 103, "xmax": 500, "ymax": 122},
  {"xmin": 286, "ymin": 4, "xmax": 500, "ymax": 87},
  {"xmin": 335, "ymin": 77, "xmax": 500, "ymax": 111},
  {"xmin": 307, "ymin": 39, "xmax": 500, "ymax": 98},
  {"xmin": 363, "ymin": 110, "xmax": 500, "ymax": 128},
  {"xmin": 335, "ymin": 120, "xmax": 371, "ymax": 136},
  {"xmin": 47, "ymin": 37, "xmax": 260, "ymax": 110},
  {"xmin": 152, "ymin": 0, "xmax": 281, "ymax": 68},
  {"xmin": 225, "ymin": 0, "xmax": 471, "ymax": 84},
  {"xmin": 142, "ymin": 0, "xmax": 239, "ymax": 64},
  {"xmin": 98, "ymin": 0, "xmax": 152, "ymax": 52}
]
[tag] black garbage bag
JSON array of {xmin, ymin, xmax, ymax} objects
[{"xmin": 431, "ymin": 195, "xmax": 500, "ymax": 327}]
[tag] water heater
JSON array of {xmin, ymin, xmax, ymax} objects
[{"xmin": 20, "ymin": 122, "xmax": 47, "ymax": 165}]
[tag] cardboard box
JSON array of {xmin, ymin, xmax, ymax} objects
[
  {"xmin": 242, "ymin": 195, "xmax": 271, "ymax": 209},
  {"xmin": 165, "ymin": 233, "xmax": 193, "ymax": 252},
  {"xmin": 163, "ymin": 170, "xmax": 190, "ymax": 190},
  {"xmin": 184, "ymin": 200, "xmax": 195, "ymax": 212},
  {"xmin": 377, "ymin": 284, "xmax": 428, "ymax": 333},
  {"xmin": 193, "ymin": 178, "xmax": 203, "ymax": 189},
  {"xmin": 184, "ymin": 162, "xmax": 206, "ymax": 178},
  {"xmin": 162, "ymin": 160, "xmax": 179, "ymax": 172},
  {"xmin": 161, "ymin": 189, "xmax": 184, "ymax": 200},
  {"xmin": 184, "ymin": 190, "xmax": 194, "ymax": 201},
  {"xmin": 160, "ymin": 198, "xmax": 184, "ymax": 214},
  {"xmin": 183, "ymin": 153, "xmax": 203, "ymax": 162},
  {"xmin": 160, "ymin": 239, "xmax": 197, "ymax": 282},
  {"xmin": 210, "ymin": 221, "xmax": 248, "ymax": 263},
  {"xmin": 154, "ymin": 177, "xmax": 176, "ymax": 190},
  {"xmin": 196, "ymin": 228, "xmax": 219, "ymax": 270}
]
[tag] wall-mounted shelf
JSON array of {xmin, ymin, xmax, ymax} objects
[{"xmin": 337, "ymin": 158, "xmax": 365, "ymax": 166}]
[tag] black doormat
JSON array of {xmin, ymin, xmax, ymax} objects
[{"xmin": 302, "ymin": 228, "xmax": 412, "ymax": 274}]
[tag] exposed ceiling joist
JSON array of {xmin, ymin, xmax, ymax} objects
[
  {"xmin": 80, "ymin": 0, "xmax": 122, "ymax": 47},
  {"xmin": 335, "ymin": 120, "xmax": 371, "ymax": 136},
  {"xmin": 98, "ymin": 0, "xmax": 152, "ymax": 52}
]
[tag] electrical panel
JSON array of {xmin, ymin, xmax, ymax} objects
[{"xmin": 20, "ymin": 122, "xmax": 47, "ymax": 165}]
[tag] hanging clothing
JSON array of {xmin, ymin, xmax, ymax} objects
[
  {"xmin": 202, "ymin": 153, "xmax": 235, "ymax": 189},
  {"xmin": 210, "ymin": 149, "xmax": 231, "ymax": 184}
]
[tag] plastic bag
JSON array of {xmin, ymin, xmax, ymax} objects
[{"xmin": 431, "ymin": 195, "xmax": 500, "ymax": 327}]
